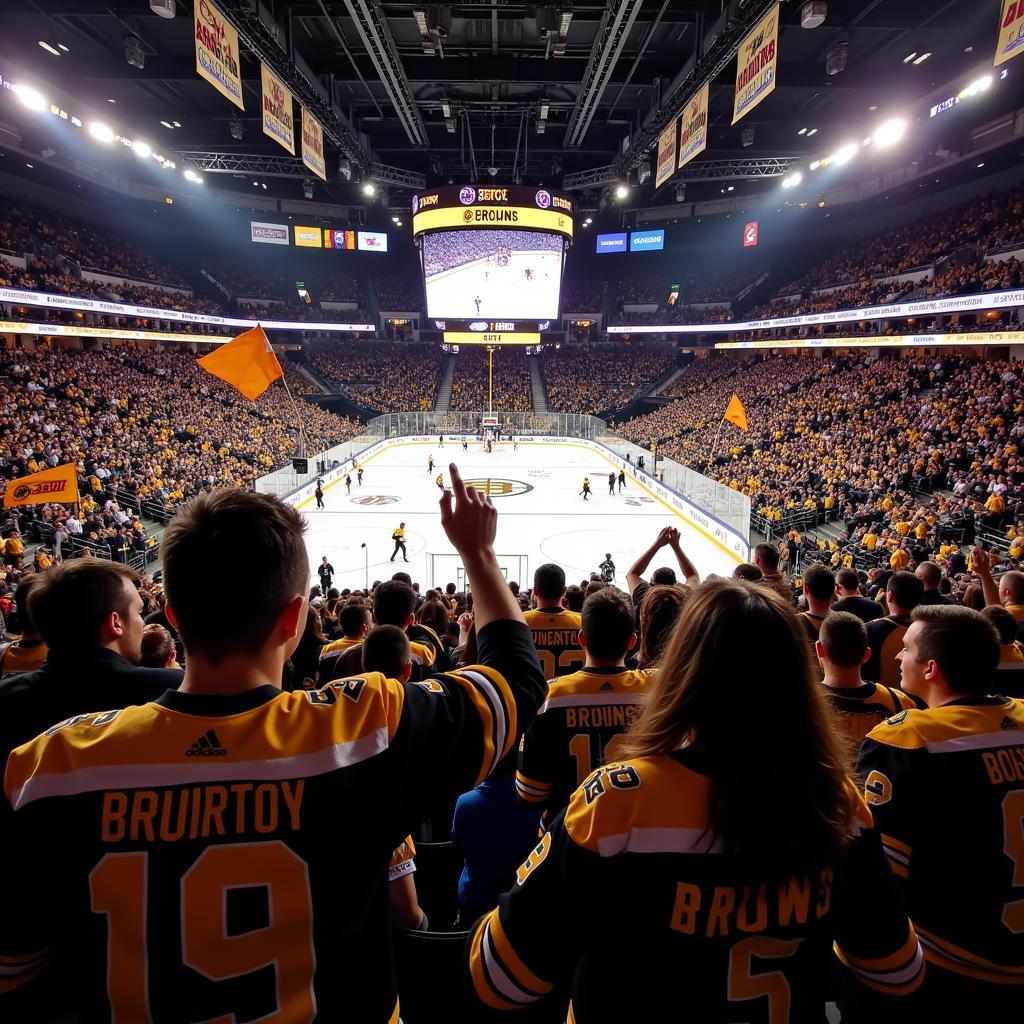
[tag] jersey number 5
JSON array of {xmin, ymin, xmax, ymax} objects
[
  {"xmin": 89, "ymin": 841, "xmax": 316, "ymax": 1023},
  {"xmin": 728, "ymin": 937, "xmax": 803, "ymax": 1024}
]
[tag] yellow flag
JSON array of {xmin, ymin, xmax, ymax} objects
[
  {"xmin": 724, "ymin": 393, "xmax": 748, "ymax": 431},
  {"xmin": 197, "ymin": 325, "xmax": 283, "ymax": 400},
  {"xmin": 4, "ymin": 462, "xmax": 80, "ymax": 508}
]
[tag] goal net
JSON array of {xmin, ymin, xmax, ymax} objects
[{"xmin": 427, "ymin": 552, "xmax": 528, "ymax": 592}]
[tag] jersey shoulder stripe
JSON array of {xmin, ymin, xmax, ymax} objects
[
  {"xmin": 864, "ymin": 699, "xmax": 1024, "ymax": 751},
  {"xmin": 540, "ymin": 668, "xmax": 653, "ymax": 710}
]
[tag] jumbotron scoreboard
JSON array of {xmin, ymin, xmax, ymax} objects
[{"xmin": 413, "ymin": 184, "xmax": 574, "ymax": 344}]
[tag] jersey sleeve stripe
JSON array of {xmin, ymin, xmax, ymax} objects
[
  {"xmin": 468, "ymin": 914, "xmax": 525, "ymax": 1011},
  {"xmin": 0, "ymin": 949, "xmax": 51, "ymax": 992},
  {"xmin": 915, "ymin": 924, "xmax": 1024, "ymax": 980},
  {"xmin": 448, "ymin": 668, "xmax": 515, "ymax": 780},
  {"xmin": 924, "ymin": 731, "xmax": 1024, "ymax": 753},
  {"xmin": 834, "ymin": 933, "xmax": 924, "ymax": 995},
  {"xmin": 880, "ymin": 833, "xmax": 911, "ymax": 856},
  {"xmin": 515, "ymin": 774, "xmax": 551, "ymax": 802},
  {"xmin": 7, "ymin": 727, "xmax": 390, "ymax": 810},
  {"xmin": 488, "ymin": 908, "xmax": 554, "ymax": 997}
]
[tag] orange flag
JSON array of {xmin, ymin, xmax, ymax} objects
[
  {"xmin": 4, "ymin": 462, "xmax": 79, "ymax": 508},
  {"xmin": 197, "ymin": 325, "xmax": 283, "ymax": 400},
  {"xmin": 724, "ymin": 393, "xmax": 747, "ymax": 431}
]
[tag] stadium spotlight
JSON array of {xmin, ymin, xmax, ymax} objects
[
  {"xmin": 961, "ymin": 75, "xmax": 993, "ymax": 98},
  {"xmin": 362, "ymin": 182, "xmax": 377, "ymax": 196},
  {"xmin": 674, "ymin": 183, "xmax": 686, "ymax": 202},
  {"xmin": 183, "ymin": 167, "xmax": 203, "ymax": 184},
  {"xmin": 873, "ymin": 117, "xmax": 907, "ymax": 147},
  {"xmin": 741, "ymin": 126, "xmax": 755, "ymax": 147},
  {"xmin": 302, "ymin": 179, "xmax": 314, "ymax": 199},
  {"xmin": 782, "ymin": 171, "xmax": 803, "ymax": 188},
  {"xmin": 124, "ymin": 36, "xmax": 145, "ymax": 70},
  {"xmin": 831, "ymin": 142, "xmax": 858, "ymax": 165},
  {"xmin": 132, "ymin": 140, "xmax": 152, "ymax": 158},
  {"xmin": 12, "ymin": 84, "xmax": 47, "ymax": 111},
  {"xmin": 614, "ymin": 183, "xmax": 629, "ymax": 199},
  {"xmin": 338, "ymin": 157, "xmax": 352, "ymax": 181},
  {"xmin": 229, "ymin": 117, "xmax": 244, "ymax": 141},
  {"xmin": 88, "ymin": 122, "xmax": 116, "ymax": 144}
]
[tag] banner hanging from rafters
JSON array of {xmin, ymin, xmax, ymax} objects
[
  {"xmin": 194, "ymin": 0, "xmax": 244, "ymax": 110},
  {"xmin": 732, "ymin": 2, "xmax": 779, "ymax": 125},
  {"xmin": 261, "ymin": 63, "xmax": 295, "ymax": 154},
  {"xmin": 655, "ymin": 120, "xmax": 678, "ymax": 188},
  {"xmin": 995, "ymin": 0, "xmax": 1024, "ymax": 66},
  {"xmin": 302, "ymin": 106, "xmax": 327, "ymax": 181},
  {"xmin": 677, "ymin": 82, "xmax": 710, "ymax": 171}
]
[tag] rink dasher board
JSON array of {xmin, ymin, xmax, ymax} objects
[{"xmin": 279, "ymin": 435, "xmax": 749, "ymax": 563}]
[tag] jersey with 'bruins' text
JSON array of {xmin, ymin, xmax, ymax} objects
[
  {"xmin": 858, "ymin": 697, "xmax": 1024, "ymax": 989},
  {"xmin": 864, "ymin": 615, "xmax": 911, "ymax": 687},
  {"xmin": 523, "ymin": 607, "xmax": 584, "ymax": 681},
  {"xmin": 823, "ymin": 682, "xmax": 922, "ymax": 744},
  {"xmin": 517, "ymin": 666, "xmax": 652, "ymax": 820},
  {"xmin": 472, "ymin": 755, "xmax": 923, "ymax": 1023},
  {"xmin": 0, "ymin": 620, "xmax": 545, "ymax": 1023}
]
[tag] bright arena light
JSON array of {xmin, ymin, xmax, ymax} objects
[
  {"xmin": 362, "ymin": 182, "xmax": 376, "ymax": 196},
  {"xmin": 962, "ymin": 75, "xmax": 993, "ymax": 98},
  {"xmin": 782, "ymin": 171, "xmax": 803, "ymax": 189},
  {"xmin": 183, "ymin": 168, "xmax": 204, "ymax": 184},
  {"xmin": 831, "ymin": 142, "xmax": 859, "ymax": 165},
  {"xmin": 12, "ymin": 84, "xmax": 47, "ymax": 111},
  {"xmin": 88, "ymin": 122, "xmax": 116, "ymax": 144},
  {"xmin": 874, "ymin": 118, "xmax": 908, "ymax": 147},
  {"xmin": 132, "ymin": 140, "xmax": 152, "ymax": 158},
  {"xmin": 614, "ymin": 184, "xmax": 629, "ymax": 199}
]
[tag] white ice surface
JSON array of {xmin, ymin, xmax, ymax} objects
[
  {"xmin": 425, "ymin": 251, "xmax": 560, "ymax": 320},
  {"xmin": 300, "ymin": 441, "xmax": 741, "ymax": 592}
]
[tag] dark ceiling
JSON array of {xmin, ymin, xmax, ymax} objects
[{"xmin": 0, "ymin": 0, "xmax": 1011, "ymax": 207}]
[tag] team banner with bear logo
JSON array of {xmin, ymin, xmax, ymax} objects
[
  {"xmin": 301, "ymin": 107, "xmax": 327, "ymax": 181},
  {"xmin": 677, "ymin": 81, "xmax": 710, "ymax": 170},
  {"xmin": 261, "ymin": 63, "xmax": 295, "ymax": 154},
  {"xmin": 194, "ymin": 0, "xmax": 244, "ymax": 110},
  {"xmin": 4, "ymin": 463, "xmax": 79, "ymax": 509},
  {"xmin": 655, "ymin": 120, "xmax": 678, "ymax": 188},
  {"xmin": 732, "ymin": 2, "xmax": 779, "ymax": 124},
  {"xmin": 995, "ymin": 0, "xmax": 1024, "ymax": 66}
]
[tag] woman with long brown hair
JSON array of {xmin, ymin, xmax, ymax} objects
[
  {"xmin": 635, "ymin": 583, "xmax": 689, "ymax": 668},
  {"xmin": 470, "ymin": 579, "xmax": 923, "ymax": 1022}
]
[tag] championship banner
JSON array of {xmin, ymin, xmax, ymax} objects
[
  {"xmin": 677, "ymin": 81, "xmax": 710, "ymax": 171},
  {"xmin": 4, "ymin": 463, "xmax": 79, "ymax": 509},
  {"xmin": 194, "ymin": 0, "xmax": 244, "ymax": 110},
  {"xmin": 995, "ymin": 0, "xmax": 1024, "ymax": 66},
  {"xmin": 301, "ymin": 107, "xmax": 327, "ymax": 181},
  {"xmin": 715, "ymin": 331, "xmax": 1024, "ymax": 351},
  {"xmin": 732, "ymin": 2, "xmax": 779, "ymax": 124},
  {"xmin": 261, "ymin": 63, "xmax": 295, "ymax": 154},
  {"xmin": 0, "ymin": 319, "xmax": 374, "ymax": 340},
  {"xmin": 655, "ymin": 120, "xmax": 678, "ymax": 188}
]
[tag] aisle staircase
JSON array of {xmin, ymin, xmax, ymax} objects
[
  {"xmin": 434, "ymin": 353, "xmax": 456, "ymax": 412},
  {"xmin": 528, "ymin": 355, "xmax": 549, "ymax": 413}
]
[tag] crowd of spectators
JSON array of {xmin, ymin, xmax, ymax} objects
[
  {"xmin": 542, "ymin": 345, "xmax": 675, "ymax": 414},
  {"xmin": 375, "ymin": 277, "xmax": 425, "ymax": 311},
  {"xmin": 449, "ymin": 346, "xmax": 532, "ymax": 411},
  {"xmin": 309, "ymin": 342, "xmax": 441, "ymax": 410}
]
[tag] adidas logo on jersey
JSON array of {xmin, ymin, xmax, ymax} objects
[
  {"xmin": 185, "ymin": 730, "xmax": 228, "ymax": 756},
  {"xmin": 1001, "ymin": 716, "xmax": 1020, "ymax": 731},
  {"xmin": 599, "ymin": 681, "xmax": 615, "ymax": 692}
]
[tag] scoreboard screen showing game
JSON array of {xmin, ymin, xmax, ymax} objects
[{"xmin": 412, "ymin": 184, "xmax": 573, "ymax": 320}]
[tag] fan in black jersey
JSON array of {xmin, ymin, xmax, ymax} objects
[
  {"xmin": 517, "ymin": 588, "xmax": 651, "ymax": 820},
  {"xmin": 817, "ymin": 611, "xmax": 920, "ymax": 744},
  {"xmin": 473, "ymin": 580, "xmax": 923, "ymax": 1023},
  {"xmin": 0, "ymin": 467, "xmax": 546, "ymax": 1023},
  {"xmin": 857, "ymin": 605, "xmax": 1024, "ymax": 1022},
  {"xmin": 523, "ymin": 563, "xmax": 585, "ymax": 681},
  {"xmin": 864, "ymin": 571, "xmax": 922, "ymax": 686},
  {"xmin": 799, "ymin": 564, "xmax": 835, "ymax": 643}
]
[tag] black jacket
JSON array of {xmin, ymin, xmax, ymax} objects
[{"xmin": 0, "ymin": 647, "xmax": 182, "ymax": 766}]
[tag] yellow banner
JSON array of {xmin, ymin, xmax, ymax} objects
[
  {"xmin": 678, "ymin": 82, "xmax": 710, "ymax": 171},
  {"xmin": 715, "ymin": 331, "xmax": 1024, "ymax": 350},
  {"xmin": 261, "ymin": 63, "xmax": 295, "ymax": 154},
  {"xmin": 443, "ymin": 331, "xmax": 540, "ymax": 346},
  {"xmin": 413, "ymin": 206, "xmax": 573, "ymax": 238},
  {"xmin": 995, "ymin": 0, "xmax": 1024, "ymax": 66},
  {"xmin": 655, "ymin": 120, "xmax": 677, "ymax": 188},
  {"xmin": 194, "ymin": 0, "xmax": 244, "ymax": 110},
  {"xmin": 301, "ymin": 107, "xmax": 327, "ymax": 181},
  {"xmin": 732, "ymin": 2, "xmax": 779, "ymax": 124},
  {"xmin": 4, "ymin": 463, "xmax": 79, "ymax": 509},
  {"xmin": 294, "ymin": 225, "xmax": 322, "ymax": 248}
]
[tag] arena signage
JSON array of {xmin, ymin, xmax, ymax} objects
[
  {"xmin": 250, "ymin": 221, "xmax": 290, "ymax": 245},
  {"xmin": 595, "ymin": 232, "xmax": 627, "ymax": 254},
  {"xmin": 443, "ymin": 331, "xmax": 541, "ymax": 345},
  {"xmin": 411, "ymin": 184, "xmax": 573, "ymax": 240},
  {"xmin": 0, "ymin": 286, "xmax": 375, "ymax": 333},
  {"xmin": 629, "ymin": 230, "xmax": 665, "ymax": 252},
  {"xmin": 606, "ymin": 286, "xmax": 1024, "ymax": 334},
  {"xmin": 715, "ymin": 330, "xmax": 1024, "ymax": 350}
]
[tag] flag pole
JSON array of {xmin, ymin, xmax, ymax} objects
[
  {"xmin": 278, "ymin": 355, "xmax": 307, "ymax": 458},
  {"xmin": 710, "ymin": 416, "xmax": 725, "ymax": 464}
]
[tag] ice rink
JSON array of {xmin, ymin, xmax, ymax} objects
[
  {"xmin": 298, "ymin": 441, "xmax": 743, "ymax": 593},
  {"xmin": 425, "ymin": 251, "xmax": 561, "ymax": 320}
]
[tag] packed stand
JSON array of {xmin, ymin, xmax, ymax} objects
[
  {"xmin": 375, "ymin": 278, "xmax": 425, "ymax": 312},
  {"xmin": 449, "ymin": 346, "xmax": 532, "ymax": 412},
  {"xmin": 542, "ymin": 345, "xmax": 675, "ymax": 414},
  {"xmin": 309, "ymin": 342, "xmax": 442, "ymax": 411}
]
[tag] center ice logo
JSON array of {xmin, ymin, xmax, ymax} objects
[
  {"xmin": 350, "ymin": 495, "xmax": 399, "ymax": 505},
  {"xmin": 462, "ymin": 479, "xmax": 533, "ymax": 497},
  {"xmin": 459, "ymin": 186, "xmax": 476, "ymax": 204},
  {"xmin": 535, "ymin": 189, "xmax": 551, "ymax": 209}
]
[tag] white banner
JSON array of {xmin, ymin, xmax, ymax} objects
[
  {"xmin": 716, "ymin": 330, "xmax": 1024, "ymax": 350},
  {"xmin": 606, "ymin": 286, "xmax": 1024, "ymax": 334},
  {"xmin": 0, "ymin": 286, "xmax": 374, "ymax": 333}
]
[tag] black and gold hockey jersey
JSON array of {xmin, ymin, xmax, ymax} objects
[
  {"xmin": 858, "ymin": 697, "xmax": 1024, "ymax": 989},
  {"xmin": 0, "ymin": 620, "xmax": 545, "ymax": 1023},
  {"xmin": 472, "ymin": 754, "xmax": 923, "ymax": 1023},
  {"xmin": 523, "ymin": 607, "xmax": 584, "ymax": 680},
  {"xmin": 864, "ymin": 615, "xmax": 911, "ymax": 687},
  {"xmin": 823, "ymin": 682, "xmax": 921, "ymax": 743},
  {"xmin": 516, "ymin": 666, "xmax": 652, "ymax": 819}
]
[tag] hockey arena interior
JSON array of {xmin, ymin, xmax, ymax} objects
[{"xmin": 1, "ymin": 2, "xmax": 1024, "ymax": 1022}]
